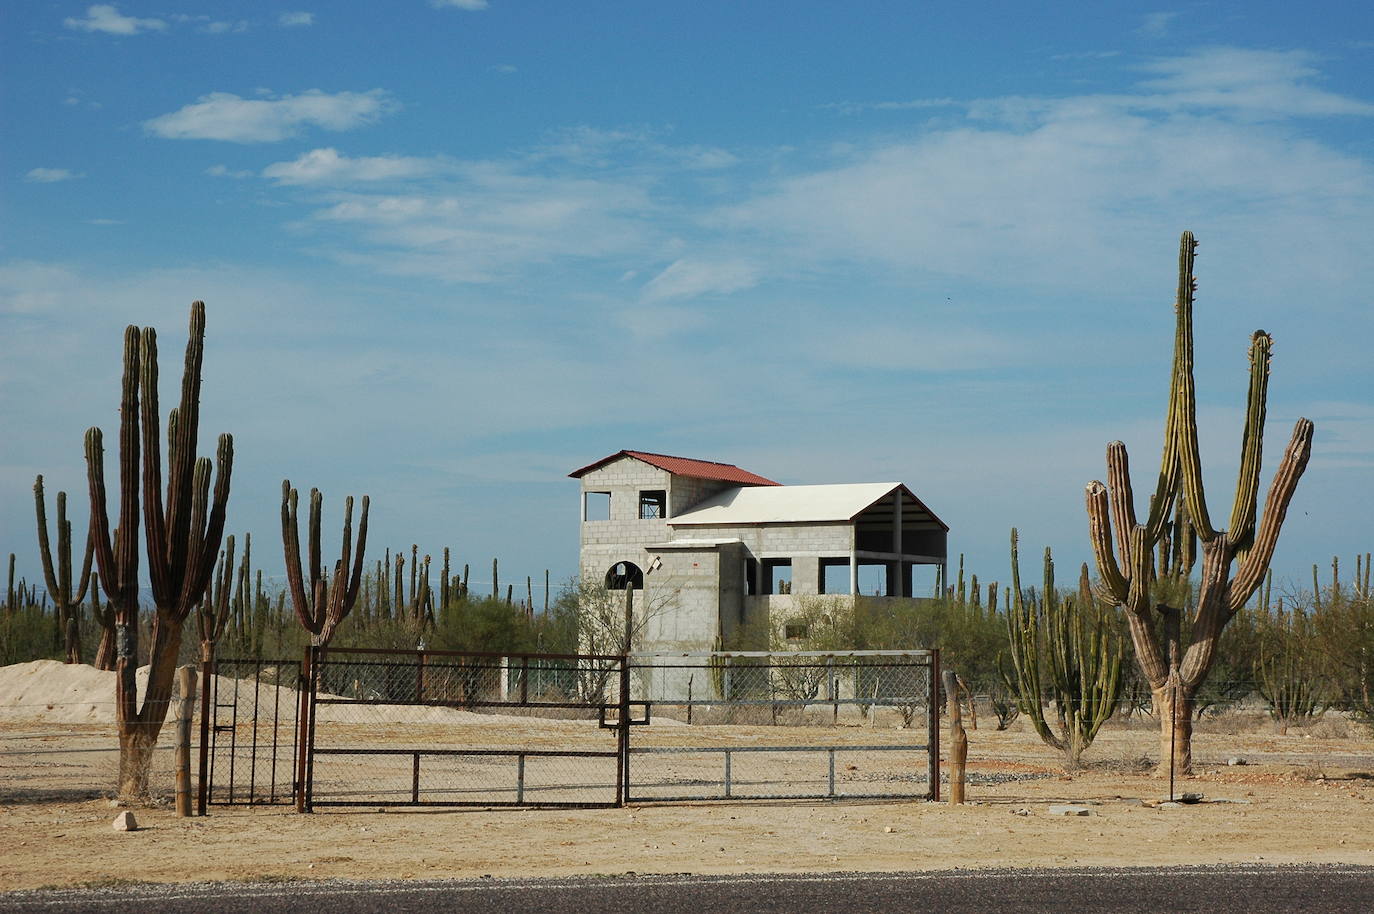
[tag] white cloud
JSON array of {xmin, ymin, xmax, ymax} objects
[
  {"xmin": 432, "ymin": 0, "xmax": 489, "ymax": 10},
  {"xmin": 200, "ymin": 19, "xmax": 249, "ymax": 35},
  {"xmin": 725, "ymin": 47, "xmax": 1374, "ymax": 303},
  {"xmin": 25, "ymin": 168, "xmax": 83, "ymax": 183},
  {"xmin": 1139, "ymin": 11, "xmax": 1179, "ymax": 37},
  {"xmin": 64, "ymin": 4, "xmax": 166, "ymax": 35},
  {"xmin": 279, "ymin": 12, "xmax": 315, "ymax": 27},
  {"xmin": 490, "ymin": 64, "xmax": 518, "ymax": 74},
  {"xmin": 83, "ymin": 218, "xmax": 125, "ymax": 226},
  {"xmin": 205, "ymin": 164, "xmax": 254, "ymax": 179},
  {"xmin": 300, "ymin": 165, "xmax": 655, "ymax": 282},
  {"xmin": 145, "ymin": 89, "xmax": 395, "ymax": 142},
  {"xmin": 641, "ymin": 258, "xmax": 760, "ymax": 301},
  {"xmin": 1135, "ymin": 47, "xmax": 1374, "ymax": 118},
  {"xmin": 262, "ymin": 148, "xmax": 442, "ymax": 185}
]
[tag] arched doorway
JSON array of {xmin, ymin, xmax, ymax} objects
[{"xmin": 605, "ymin": 561, "xmax": 644, "ymax": 590}]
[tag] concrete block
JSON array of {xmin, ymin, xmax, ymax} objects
[
  {"xmin": 112, "ymin": 811, "xmax": 139, "ymax": 831},
  {"xmin": 1047, "ymin": 804, "xmax": 1093, "ymax": 816}
]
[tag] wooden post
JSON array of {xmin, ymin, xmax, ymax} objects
[
  {"xmin": 956, "ymin": 673, "xmax": 978, "ymax": 731},
  {"xmin": 942, "ymin": 669, "xmax": 967, "ymax": 805},
  {"xmin": 175, "ymin": 665, "xmax": 197, "ymax": 817}
]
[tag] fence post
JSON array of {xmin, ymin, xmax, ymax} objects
[
  {"xmin": 197, "ymin": 646, "xmax": 213, "ymax": 816},
  {"xmin": 617, "ymin": 655, "xmax": 631, "ymax": 806},
  {"xmin": 175, "ymin": 665, "xmax": 197, "ymax": 817},
  {"xmin": 295, "ymin": 645, "xmax": 313, "ymax": 813},
  {"xmin": 928, "ymin": 649, "xmax": 941, "ymax": 801},
  {"xmin": 943, "ymin": 668, "xmax": 967, "ymax": 805}
]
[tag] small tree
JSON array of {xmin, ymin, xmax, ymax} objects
[{"xmin": 999, "ymin": 530, "xmax": 1124, "ymax": 769}]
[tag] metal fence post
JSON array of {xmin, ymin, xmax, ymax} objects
[
  {"xmin": 928, "ymin": 649, "xmax": 941, "ymax": 802},
  {"xmin": 197, "ymin": 647, "xmax": 213, "ymax": 816},
  {"xmin": 295, "ymin": 645, "xmax": 312, "ymax": 813},
  {"xmin": 617, "ymin": 655, "xmax": 631, "ymax": 806}
]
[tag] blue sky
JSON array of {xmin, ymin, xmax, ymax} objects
[{"xmin": 3, "ymin": 2, "xmax": 1372, "ymax": 602}]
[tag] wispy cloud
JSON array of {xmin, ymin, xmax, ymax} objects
[
  {"xmin": 279, "ymin": 11, "xmax": 315, "ymax": 27},
  {"xmin": 25, "ymin": 168, "xmax": 83, "ymax": 183},
  {"xmin": 1135, "ymin": 47, "xmax": 1374, "ymax": 118},
  {"xmin": 1139, "ymin": 11, "xmax": 1179, "ymax": 38},
  {"xmin": 262, "ymin": 148, "xmax": 443, "ymax": 185},
  {"xmin": 83, "ymin": 218, "xmax": 125, "ymax": 226},
  {"xmin": 63, "ymin": 4, "xmax": 166, "ymax": 35},
  {"xmin": 205, "ymin": 164, "xmax": 254, "ymax": 179},
  {"xmin": 821, "ymin": 98, "xmax": 961, "ymax": 116},
  {"xmin": 145, "ymin": 89, "xmax": 396, "ymax": 142},
  {"xmin": 641, "ymin": 258, "xmax": 760, "ymax": 302},
  {"xmin": 431, "ymin": 0, "xmax": 489, "ymax": 10}
]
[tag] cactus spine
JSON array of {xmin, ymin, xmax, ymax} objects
[
  {"xmin": 998, "ymin": 529, "xmax": 1124, "ymax": 768},
  {"xmin": 1085, "ymin": 232, "xmax": 1314, "ymax": 776}
]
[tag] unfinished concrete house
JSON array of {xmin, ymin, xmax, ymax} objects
[{"xmin": 569, "ymin": 450, "xmax": 949, "ymax": 654}]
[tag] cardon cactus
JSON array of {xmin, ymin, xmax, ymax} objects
[
  {"xmin": 281, "ymin": 481, "xmax": 370, "ymax": 647},
  {"xmin": 34, "ymin": 477, "xmax": 94, "ymax": 663},
  {"xmin": 84, "ymin": 302, "xmax": 234, "ymax": 798},
  {"xmin": 1085, "ymin": 232, "xmax": 1313, "ymax": 776}
]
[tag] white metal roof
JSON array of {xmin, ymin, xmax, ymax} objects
[{"xmin": 669, "ymin": 482, "xmax": 906, "ymax": 526}]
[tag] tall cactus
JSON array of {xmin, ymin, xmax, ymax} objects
[
  {"xmin": 998, "ymin": 530, "xmax": 1123, "ymax": 768},
  {"xmin": 34, "ymin": 477, "xmax": 95, "ymax": 663},
  {"xmin": 281, "ymin": 481, "xmax": 370, "ymax": 647},
  {"xmin": 84, "ymin": 303, "xmax": 234, "ymax": 797},
  {"xmin": 1085, "ymin": 231, "xmax": 1313, "ymax": 776}
]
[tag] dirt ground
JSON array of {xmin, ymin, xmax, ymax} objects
[{"xmin": 4, "ymin": 717, "xmax": 1373, "ymax": 892}]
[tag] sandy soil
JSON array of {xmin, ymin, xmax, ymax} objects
[{"xmin": 2, "ymin": 660, "xmax": 1373, "ymax": 891}]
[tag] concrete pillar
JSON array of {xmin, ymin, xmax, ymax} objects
[
  {"xmin": 849, "ymin": 544, "xmax": 858, "ymax": 595},
  {"xmin": 793, "ymin": 556, "xmax": 820, "ymax": 595}
]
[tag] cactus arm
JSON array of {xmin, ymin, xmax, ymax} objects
[
  {"xmin": 1085, "ymin": 481, "xmax": 1128, "ymax": 602},
  {"xmin": 164, "ymin": 306, "xmax": 206, "ymax": 597},
  {"xmin": 281, "ymin": 481, "xmax": 319, "ymax": 635},
  {"xmin": 1171, "ymin": 233, "xmax": 1219, "ymax": 542},
  {"xmin": 139, "ymin": 326, "xmax": 172, "ymax": 607},
  {"xmin": 345, "ymin": 496, "xmax": 370, "ymax": 609},
  {"xmin": 1227, "ymin": 418, "xmax": 1315, "ymax": 614},
  {"xmin": 34, "ymin": 476, "xmax": 62, "ymax": 605},
  {"xmin": 1225, "ymin": 331, "xmax": 1272, "ymax": 555},
  {"xmin": 1105, "ymin": 442, "xmax": 1142, "ymax": 569}
]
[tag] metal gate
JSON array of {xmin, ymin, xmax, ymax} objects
[
  {"xmin": 289, "ymin": 647, "xmax": 939, "ymax": 810},
  {"xmin": 626, "ymin": 651, "xmax": 940, "ymax": 802},
  {"xmin": 198, "ymin": 657, "xmax": 301, "ymax": 812},
  {"xmin": 300, "ymin": 647, "xmax": 631, "ymax": 810}
]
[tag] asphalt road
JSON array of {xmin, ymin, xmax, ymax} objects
[{"xmin": 6, "ymin": 865, "xmax": 1374, "ymax": 913}]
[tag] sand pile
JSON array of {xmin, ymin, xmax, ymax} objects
[
  {"xmin": 0, "ymin": 660, "xmax": 642, "ymax": 728},
  {"xmin": 0, "ymin": 660, "xmax": 152, "ymax": 724}
]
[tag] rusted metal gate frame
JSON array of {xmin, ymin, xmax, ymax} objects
[
  {"xmin": 196, "ymin": 656, "xmax": 302, "ymax": 814},
  {"xmin": 298, "ymin": 646, "xmax": 634, "ymax": 812}
]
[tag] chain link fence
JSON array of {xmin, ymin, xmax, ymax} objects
[
  {"xmin": 625, "ymin": 651, "xmax": 939, "ymax": 801},
  {"xmin": 302, "ymin": 647, "xmax": 627, "ymax": 809}
]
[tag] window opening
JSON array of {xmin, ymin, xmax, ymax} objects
[
  {"xmin": 584, "ymin": 491, "xmax": 611, "ymax": 522},
  {"xmin": 605, "ymin": 561, "xmax": 644, "ymax": 591},
  {"xmin": 639, "ymin": 490, "xmax": 666, "ymax": 519},
  {"xmin": 761, "ymin": 558, "xmax": 792, "ymax": 596}
]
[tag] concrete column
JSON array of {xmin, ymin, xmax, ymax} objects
[
  {"xmin": 849, "ymin": 543, "xmax": 858, "ymax": 595},
  {"xmin": 793, "ymin": 556, "xmax": 820, "ymax": 595}
]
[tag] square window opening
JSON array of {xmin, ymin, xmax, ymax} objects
[
  {"xmin": 639, "ymin": 490, "xmax": 666, "ymax": 520},
  {"xmin": 584, "ymin": 491, "xmax": 611, "ymax": 522}
]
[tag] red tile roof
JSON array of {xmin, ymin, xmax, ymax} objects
[{"xmin": 568, "ymin": 450, "xmax": 780, "ymax": 486}]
